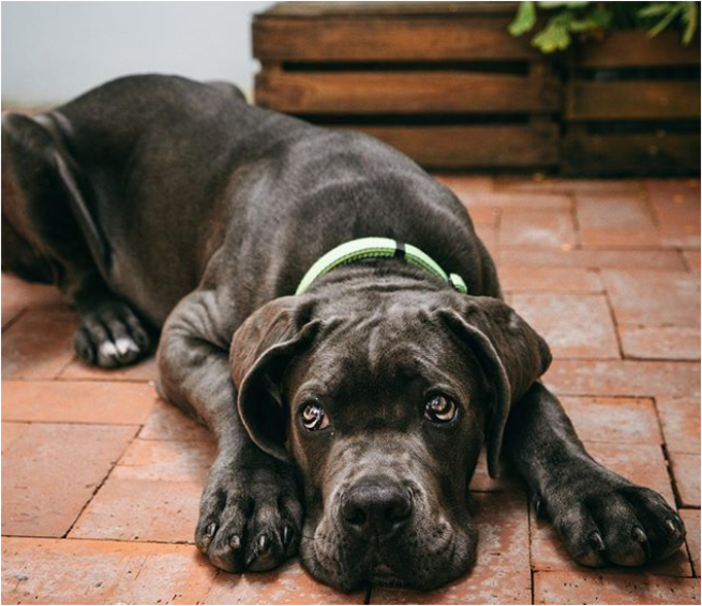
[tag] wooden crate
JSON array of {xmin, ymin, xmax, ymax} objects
[
  {"xmin": 563, "ymin": 31, "xmax": 700, "ymax": 176},
  {"xmin": 253, "ymin": 2, "xmax": 560, "ymax": 170}
]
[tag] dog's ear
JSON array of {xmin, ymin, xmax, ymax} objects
[
  {"xmin": 439, "ymin": 297, "xmax": 551, "ymax": 479},
  {"xmin": 230, "ymin": 296, "xmax": 319, "ymax": 462}
]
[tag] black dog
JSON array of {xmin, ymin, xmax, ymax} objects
[{"xmin": 2, "ymin": 75, "xmax": 685, "ymax": 592}]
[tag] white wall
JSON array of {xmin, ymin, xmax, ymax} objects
[{"xmin": 1, "ymin": 1, "xmax": 274, "ymax": 104}]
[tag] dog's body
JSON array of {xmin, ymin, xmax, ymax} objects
[{"xmin": 2, "ymin": 75, "xmax": 685, "ymax": 591}]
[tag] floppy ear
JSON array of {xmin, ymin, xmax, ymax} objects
[
  {"xmin": 439, "ymin": 297, "xmax": 551, "ymax": 479},
  {"xmin": 230, "ymin": 296, "xmax": 319, "ymax": 462}
]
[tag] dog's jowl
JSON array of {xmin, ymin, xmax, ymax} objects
[{"xmin": 1, "ymin": 75, "xmax": 685, "ymax": 592}]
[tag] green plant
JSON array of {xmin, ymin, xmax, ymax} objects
[{"xmin": 509, "ymin": 1, "xmax": 700, "ymax": 53}]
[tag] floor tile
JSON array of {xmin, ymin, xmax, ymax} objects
[
  {"xmin": 560, "ymin": 397, "xmax": 661, "ymax": 445},
  {"xmin": 113, "ymin": 438, "xmax": 215, "ymax": 483},
  {"xmin": 499, "ymin": 266, "xmax": 602, "ymax": 293},
  {"xmin": 469, "ymin": 450, "xmax": 527, "ymax": 493},
  {"xmin": 469, "ymin": 192, "xmax": 572, "ymax": 212},
  {"xmin": 511, "ymin": 293, "xmax": 619, "ymax": 359},
  {"xmin": 656, "ymin": 396, "xmax": 700, "ymax": 455},
  {"xmin": 1, "ymin": 421, "xmax": 30, "ymax": 453},
  {"xmin": 2, "ymin": 423, "xmax": 137, "ymax": 537},
  {"xmin": 1, "ymin": 537, "xmax": 216, "ymax": 605},
  {"xmin": 2, "ymin": 380, "xmax": 158, "ymax": 425},
  {"xmin": 69, "ymin": 478, "xmax": 203, "ymax": 543},
  {"xmin": 498, "ymin": 249, "xmax": 685, "ymax": 271},
  {"xmin": 1, "ymin": 272, "xmax": 64, "ymax": 329},
  {"xmin": 0, "ymin": 303, "xmax": 24, "ymax": 333},
  {"xmin": 669, "ymin": 452, "xmax": 700, "ymax": 508},
  {"xmin": 544, "ymin": 360, "xmax": 700, "ymax": 399},
  {"xmin": 139, "ymin": 398, "xmax": 212, "ymax": 441},
  {"xmin": 680, "ymin": 509, "xmax": 700, "ymax": 576},
  {"xmin": 371, "ymin": 492, "xmax": 531, "ymax": 604},
  {"xmin": 576, "ymin": 194, "xmax": 661, "ymax": 249},
  {"xmin": 619, "ymin": 325, "xmax": 700, "ymax": 361},
  {"xmin": 647, "ymin": 179, "xmax": 701, "ymax": 248},
  {"xmin": 69, "ymin": 439, "xmax": 215, "ymax": 542},
  {"xmin": 494, "ymin": 177, "xmax": 644, "ymax": 196},
  {"xmin": 2, "ymin": 309, "xmax": 77, "ymax": 379},
  {"xmin": 585, "ymin": 442, "xmax": 676, "ymax": 505},
  {"xmin": 205, "ymin": 562, "xmax": 366, "ymax": 605},
  {"xmin": 59, "ymin": 355, "xmax": 159, "ymax": 382},
  {"xmin": 534, "ymin": 570, "xmax": 700, "ymax": 604},
  {"xmin": 602, "ymin": 269, "xmax": 700, "ymax": 328},
  {"xmin": 435, "ymin": 174, "xmax": 494, "ymax": 197},
  {"xmin": 500, "ymin": 210, "xmax": 577, "ymax": 250},
  {"xmin": 682, "ymin": 250, "xmax": 700, "ymax": 276}
]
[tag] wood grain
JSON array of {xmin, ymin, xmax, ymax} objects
[
  {"xmin": 567, "ymin": 80, "xmax": 700, "ymax": 120},
  {"xmin": 253, "ymin": 16, "xmax": 538, "ymax": 62},
  {"xmin": 563, "ymin": 131, "xmax": 700, "ymax": 176},
  {"xmin": 575, "ymin": 31, "xmax": 700, "ymax": 68},
  {"xmin": 335, "ymin": 123, "xmax": 560, "ymax": 169},
  {"xmin": 256, "ymin": 70, "xmax": 560, "ymax": 114}
]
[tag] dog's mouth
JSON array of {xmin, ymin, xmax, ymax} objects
[{"xmin": 369, "ymin": 562, "xmax": 406, "ymax": 588}]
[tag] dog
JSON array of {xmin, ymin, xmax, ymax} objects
[{"xmin": 2, "ymin": 75, "xmax": 685, "ymax": 592}]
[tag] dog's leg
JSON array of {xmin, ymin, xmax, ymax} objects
[
  {"xmin": 157, "ymin": 289, "xmax": 302, "ymax": 573},
  {"xmin": 504, "ymin": 382, "xmax": 685, "ymax": 567}
]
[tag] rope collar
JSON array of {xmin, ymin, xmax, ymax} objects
[{"xmin": 295, "ymin": 237, "xmax": 468, "ymax": 295}]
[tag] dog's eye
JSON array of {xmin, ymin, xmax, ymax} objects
[
  {"xmin": 300, "ymin": 402, "xmax": 329, "ymax": 431},
  {"xmin": 424, "ymin": 394, "xmax": 457, "ymax": 424}
]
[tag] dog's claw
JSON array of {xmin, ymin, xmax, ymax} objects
[
  {"xmin": 257, "ymin": 534, "xmax": 271, "ymax": 553},
  {"xmin": 282, "ymin": 524, "xmax": 293, "ymax": 549},
  {"xmin": 632, "ymin": 526, "xmax": 647, "ymax": 543},
  {"xmin": 588, "ymin": 531, "xmax": 605, "ymax": 552},
  {"xmin": 532, "ymin": 493, "xmax": 547, "ymax": 519},
  {"xmin": 229, "ymin": 535, "xmax": 242, "ymax": 550},
  {"xmin": 665, "ymin": 519, "xmax": 679, "ymax": 537}
]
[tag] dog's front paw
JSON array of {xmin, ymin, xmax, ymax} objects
[
  {"xmin": 74, "ymin": 300, "xmax": 151, "ymax": 368},
  {"xmin": 196, "ymin": 453, "xmax": 302, "ymax": 573},
  {"xmin": 542, "ymin": 465, "xmax": 685, "ymax": 568}
]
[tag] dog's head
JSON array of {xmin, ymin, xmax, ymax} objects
[{"xmin": 229, "ymin": 284, "xmax": 550, "ymax": 591}]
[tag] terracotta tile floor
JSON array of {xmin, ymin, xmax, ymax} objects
[{"xmin": 2, "ymin": 176, "xmax": 700, "ymax": 605}]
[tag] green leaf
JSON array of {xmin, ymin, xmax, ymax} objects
[
  {"xmin": 568, "ymin": 6, "xmax": 612, "ymax": 33},
  {"xmin": 637, "ymin": 2, "xmax": 675, "ymax": 19},
  {"xmin": 646, "ymin": 5, "xmax": 682, "ymax": 38},
  {"xmin": 532, "ymin": 17, "xmax": 572, "ymax": 52},
  {"xmin": 509, "ymin": 1, "xmax": 537, "ymax": 36},
  {"xmin": 682, "ymin": 2, "xmax": 698, "ymax": 44}
]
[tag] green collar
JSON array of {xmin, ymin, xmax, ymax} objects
[{"xmin": 295, "ymin": 237, "xmax": 468, "ymax": 295}]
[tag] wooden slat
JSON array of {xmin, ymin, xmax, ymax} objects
[
  {"xmin": 253, "ymin": 16, "xmax": 538, "ymax": 62},
  {"xmin": 563, "ymin": 132, "xmax": 700, "ymax": 176},
  {"xmin": 333, "ymin": 124, "xmax": 559, "ymax": 169},
  {"xmin": 576, "ymin": 31, "xmax": 700, "ymax": 67},
  {"xmin": 263, "ymin": 2, "xmax": 519, "ymax": 18},
  {"xmin": 256, "ymin": 70, "xmax": 560, "ymax": 114},
  {"xmin": 567, "ymin": 80, "xmax": 700, "ymax": 121}
]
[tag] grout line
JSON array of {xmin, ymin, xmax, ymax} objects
[
  {"xmin": 1, "ymin": 307, "xmax": 28, "ymax": 333},
  {"xmin": 60, "ymin": 424, "xmax": 142, "ymax": 539}
]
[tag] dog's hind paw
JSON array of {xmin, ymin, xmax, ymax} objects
[
  {"xmin": 73, "ymin": 300, "xmax": 151, "ymax": 368},
  {"xmin": 196, "ymin": 451, "xmax": 302, "ymax": 574}
]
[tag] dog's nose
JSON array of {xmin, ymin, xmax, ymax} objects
[{"xmin": 341, "ymin": 479, "xmax": 413, "ymax": 540}]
